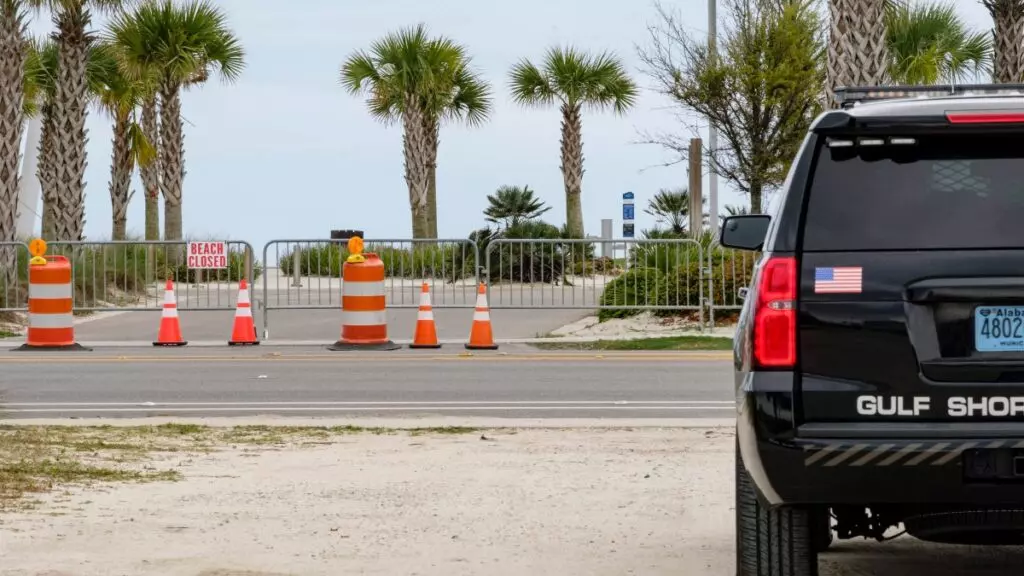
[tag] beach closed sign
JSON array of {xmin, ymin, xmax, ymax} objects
[{"xmin": 187, "ymin": 241, "xmax": 228, "ymax": 269}]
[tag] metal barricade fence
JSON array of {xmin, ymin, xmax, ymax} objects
[
  {"xmin": 484, "ymin": 238, "xmax": 704, "ymax": 322},
  {"xmin": 43, "ymin": 240, "xmax": 256, "ymax": 311},
  {"xmin": 0, "ymin": 241, "xmax": 30, "ymax": 313},
  {"xmin": 706, "ymin": 241, "xmax": 760, "ymax": 327},
  {"xmin": 261, "ymin": 239, "xmax": 479, "ymax": 339}
]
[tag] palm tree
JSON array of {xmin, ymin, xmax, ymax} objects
[
  {"xmin": 484, "ymin": 185, "xmax": 550, "ymax": 229},
  {"xmin": 509, "ymin": 46, "xmax": 638, "ymax": 238},
  {"xmin": 982, "ymin": 0, "xmax": 1024, "ymax": 83},
  {"xmin": 827, "ymin": 0, "xmax": 890, "ymax": 108},
  {"xmin": 0, "ymin": 0, "xmax": 29, "ymax": 269},
  {"xmin": 423, "ymin": 62, "xmax": 491, "ymax": 238},
  {"xmin": 138, "ymin": 94, "xmax": 159, "ymax": 239},
  {"xmin": 341, "ymin": 24, "xmax": 490, "ymax": 239},
  {"xmin": 27, "ymin": 0, "xmax": 126, "ymax": 241},
  {"xmin": 107, "ymin": 0, "xmax": 244, "ymax": 242},
  {"xmin": 886, "ymin": 1, "xmax": 991, "ymax": 84},
  {"xmin": 643, "ymin": 187, "xmax": 705, "ymax": 236},
  {"xmin": 92, "ymin": 42, "xmax": 154, "ymax": 240},
  {"xmin": 27, "ymin": 37, "xmax": 106, "ymax": 240}
]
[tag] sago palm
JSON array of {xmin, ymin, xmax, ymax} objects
[
  {"xmin": 982, "ymin": 0, "xmax": 1024, "ymax": 83},
  {"xmin": 0, "ymin": 0, "xmax": 28, "ymax": 271},
  {"xmin": 107, "ymin": 0, "xmax": 244, "ymax": 241},
  {"xmin": 886, "ymin": 1, "xmax": 991, "ymax": 84},
  {"xmin": 341, "ymin": 24, "xmax": 489, "ymax": 239},
  {"xmin": 92, "ymin": 42, "xmax": 155, "ymax": 240},
  {"xmin": 827, "ymin": 0, "xmax": 890, "ymax": 107},
  {"xmin": 28, "ymin": 0, "xmax": 126, "ymax": 241},
  {"xmin": 643, "ymin": 188, "xmax": 703, "ymax": 236},
  {"xmin": 484, "ymin": 185, "xmax": 550, "ymax": 229},
  {"xmin": 509, "ymin": 47, "xmax": 637, "ymax": 238}
]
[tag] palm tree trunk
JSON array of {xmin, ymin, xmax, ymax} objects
[
  {"xmin": 140, "ymin": 95, "xmax": 161, "ymax": 241},
  {"xmin": 0, "ymin": 1, "xmax": 26, "ymax": 279},
  {"xmin": 984, "ymin": 1, "xmax": 1024, "ymax": 83},
  {"xmin": 51, "ymin": 5, "xmax": 91, "ymax": 241},
  {"xmin": 560, "ymin": 102, "xmax": 585, "ymax": 238},
  {"xmin": 37, "ymin": 104, "xmax": 57, "ymax": 241},
  {"xmin": 402, "ymin": 96, "xmax": 431, "ymax": 239},
  {"xmin": 827, "ymin": 0, "xmax": 889, "ymax": 108},
  {"xmin": 425, "ymin": 117, "xmax": 439, "ymax": 239},
  {"xmin": 159, "ymin": 82, "xmax": 184, "ymax": 242},
  {"xmin": 108, "ymin": 114, "xmax": 133, "ymax": 241}
]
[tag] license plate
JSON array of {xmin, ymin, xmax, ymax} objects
[{"xmin": 975, "ymin": 306, "xmax": 1024, "ymax": 352}]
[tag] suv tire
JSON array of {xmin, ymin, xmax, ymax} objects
[{"xmin": 736, "ymin": 445, "xmax": 819, "ymax": 576}]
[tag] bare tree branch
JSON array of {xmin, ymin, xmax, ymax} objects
[{"xmin": 637, "ymin": 0, "xmax": 826, "ymax": 213}]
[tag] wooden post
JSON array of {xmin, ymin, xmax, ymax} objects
[{"xmin": 689, "ymin": 138, "xmax": 703, "ymax": 237}]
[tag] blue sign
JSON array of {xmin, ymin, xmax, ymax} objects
[
  {"xmin": 623, "ymin": 204, "xmax": 635, "ymax": 221},
  {"xmin": 622, "ymin": 192, "xmax": 635, "ymax": 200},
  {"xmin": 623, "ymin": 223, "xmax": 635, "ymax": 238}
]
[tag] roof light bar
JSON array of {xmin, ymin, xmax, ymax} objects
[{"xmin": 835, "ymin": 84, "xmax": 1024, "ymax": 109}]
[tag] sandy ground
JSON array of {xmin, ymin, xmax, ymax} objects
[
  {"xmin": 3, "ymin": 423, "xmax": 1024, "ymax": 575},
  {"xmin": 549, "ymin": 312, "xmax": 735, "ymax": 339}
]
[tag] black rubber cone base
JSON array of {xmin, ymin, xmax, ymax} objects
[
  {"xmin": 154, "ymin": 341, "xmax": 187, "ymax": 347},
  {"xmin": 409, "ymin": 343, "xmax": 442, "ymax": 349},
  {"xmin": 228, "ymin": 341, "xmax": 260, "ymax": 346},
  {"xmin": 12, "ymin": 343, "xmax": 91, "ymax": 352},
  {"xmin": 328, "ymin": 340, "xmax": 401, "ymax": 351},
  {"xmin": 465, "ymin": 343, "xmax": 499, "ymax": 350}
]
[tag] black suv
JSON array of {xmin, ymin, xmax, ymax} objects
[{"xmin": 721, "ymin": 84, "xmax": 1024, "ymax": 575}]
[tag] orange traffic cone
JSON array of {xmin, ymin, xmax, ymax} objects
[
  {"xmin": 228, "ymin": 278, "xmax": 259, "ymax": 346},
  {"xmin": 466, "ymin": 282, "xmax": 498, "ymax": 350},
  {"xmin": 154, "ymin": 279, "xmax": 186, "ymax": 346},
  {"xmin": 410, "ymin": 282, "xmax": 441, "ymax": 349}
]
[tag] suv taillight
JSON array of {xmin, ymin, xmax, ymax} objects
[{"xmin": 753, "ymin": 256, "xmax": 797, "ymax": 368}]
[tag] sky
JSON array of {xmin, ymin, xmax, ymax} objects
[{"xmin": 19, "ymin": 0, "xmax": 997, "ymax": 253}]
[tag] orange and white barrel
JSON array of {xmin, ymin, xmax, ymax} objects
[
  {"xmin": 329, "ymin": 251, "xmax": 399, "ymax": 350},
  {"xmin": 23, "ymin": 256, "xmax": 79, "ymax": 348}
]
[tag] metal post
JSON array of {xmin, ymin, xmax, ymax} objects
[
  {"xmin": 689, "ymin": 138, "xmax": 703, "ymax": 237},
  {"xmin": 601, "ymin": 218, "xmax": 612, "ymax": 259},
  {"xmin": 708, "ymin": 0, "xmax": 719, "ymax": 237}
]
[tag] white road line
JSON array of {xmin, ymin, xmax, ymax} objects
[
  {"xmin": 2, "ymin": 406, "xmax": 736, "ymax": 413},
  {"xmin": 2, "ymin": 400, "xmax": 735, "ymax": 407}
]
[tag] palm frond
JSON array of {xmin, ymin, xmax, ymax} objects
[
  {"xmin": 509, "ymin": 46, "xmax": 637, "ymax": 112},
  {"xmin": 508, "ymin": 59, "xmax": 555, "ymax": 107}
]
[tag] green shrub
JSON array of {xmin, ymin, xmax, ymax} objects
[
  {"xmin": 596, "ymin": 243, "xmax": 758, "ymax": 323},
  {"xmin": 40, "ymin": 243, "xmax": 261, "ymax": 308},
  {"xmin": 278, "ymin": 242, "xmax": 476, "ymax": 283},
  {"xmin": 598, "ymin": 267, "xmax": 668, "ymax": 321}
]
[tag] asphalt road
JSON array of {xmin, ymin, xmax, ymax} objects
[
  {"xmin": 68, "ymin": 306, "xmax": 590, "ymax": 343},
  {"xmin": 0, "ymin": 347, "xmax": 734, "ymax": 419}
]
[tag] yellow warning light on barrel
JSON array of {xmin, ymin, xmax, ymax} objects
[
  {"xmin": 27, "ymin": 238, "xmax": 47, "ymax": 266},
  {"xmin": 346, "ymin": 236, "xmax": 365, "ymax": 264}
]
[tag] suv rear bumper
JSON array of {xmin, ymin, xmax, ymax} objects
[{"xmin": 739, "ymin": 394, "xmax": 1024, "ymax": 507}]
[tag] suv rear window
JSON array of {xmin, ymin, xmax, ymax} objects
[{"xmin": 802, "ymin": 132, "xmax": 1024, "ymax": 251}]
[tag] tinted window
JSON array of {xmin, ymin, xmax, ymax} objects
[{"xmin": 802, "ymin": 133, "xmax": 1024, "ymax": 250}]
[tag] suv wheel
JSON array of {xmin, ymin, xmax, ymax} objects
[
  {"xmin": 811, "ymin": 508, "xmax": 833, "ymax": 553},
  {"xmin": 736, "ymin": 446, "xmax": 818, "ymax": 576}
]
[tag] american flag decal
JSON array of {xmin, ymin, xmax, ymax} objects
[{"xmin": 814, "ymin": 266, "xmax": 862, "ymax": 294}]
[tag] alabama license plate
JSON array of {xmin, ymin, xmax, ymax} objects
[{"xmin": 975, "ymin": 306, "xmax": 1024, "ymax": 352}]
